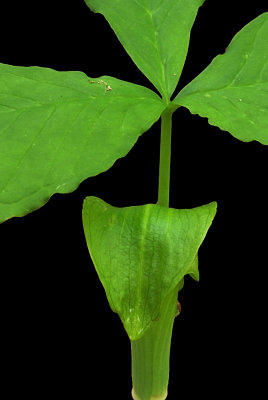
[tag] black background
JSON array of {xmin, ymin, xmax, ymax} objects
[{"xmin": 0, "ymin": 1, "xmax": 267, "ymax": 398}]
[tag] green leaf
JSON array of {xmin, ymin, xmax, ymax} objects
[
  {"xmin": 82, "ymin": 196, "xmax": 217, "ymax": 340},
  {"xmin": 173, "ymin": 13, "xmax": 268, "ymax": 145},
  {"xmin": 0, "ymin": 63, "xmax": 165, "ymax": 223},
  {"xmin": 85, "ymin": 0, "xmax": 205, "ymax": 100}
]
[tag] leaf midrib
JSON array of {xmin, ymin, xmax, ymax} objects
[
  {"xmin": 0, "ymin": 94, "xmax": 158, "ymax": 115},
  {"xmin": 145, "ymin": 0, "xmax": 167, "ymax": 97},
  {"xmin": 178, "ymin": 81, "xmax": 268, "ymax": 99}
]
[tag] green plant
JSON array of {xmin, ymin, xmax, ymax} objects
[{"xmin": 1, "ymin": 1, "xmax": 267, "ymax": 399}]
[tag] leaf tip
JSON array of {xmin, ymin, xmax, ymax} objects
[{"xmin": 84, "ymin": 0, "xmax": 97, "ymax": 14}]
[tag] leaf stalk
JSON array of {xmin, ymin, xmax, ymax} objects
[{"xmin": 157, "ymin": 107, "xmax": 173, "ymax": 207}]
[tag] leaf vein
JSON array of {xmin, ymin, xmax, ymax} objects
[{"xmin": 0, "ymin": 106, "xmax": 57, "ymax": 193}]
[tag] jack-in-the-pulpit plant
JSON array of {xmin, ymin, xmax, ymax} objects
[{"xmin": 0, "ymin": 1, "xmax": 267, "ymax": 399}]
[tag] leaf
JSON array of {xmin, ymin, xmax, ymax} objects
[
  {"xmin": 85, "ymin": 0, "xmax": 205, "ymax": 100},
  {"xmin": 0, "ymin": 63, "xmax": 165, "ymax": 223},
  {"xmin": 173, "ymin": 13, "xmax": 268, "ymax": 145},
  {"xmin": 82, "ymin": 196, "xmax": 217, "ymax": 340}
]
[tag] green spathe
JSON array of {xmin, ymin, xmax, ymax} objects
[
  {"xmin": 85, "ymin": 0, "xmax": 205, "ymax": 99},
  {"xmin": 0, "ymin": 64, "xmax": 165, "ymax": 222},
  {"xmin": 174, "ymin": 13, "xmax": 268, "ymax": 145},
  {"xmin": 82, "ymin": 196, "xmax": 217, "ymax": 340}
]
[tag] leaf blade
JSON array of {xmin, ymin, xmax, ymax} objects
[
  {"xmin": 173, "ymin": 13, "xmax": 268, "ymax": 145},
  {"xmin": 0, "ymin": 64, "xmax": 165, "ymax": 222},
  {"xmin": 85, "ymin": 0, "xmax": 205, "ymax": 99}
]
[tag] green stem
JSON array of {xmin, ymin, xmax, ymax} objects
[
  {"xmin": 131, "ymin": 287, "xmax": 178, "ymax": 400},
  {"xmin": 157, "ymin": 108, "xmax": 173, "ymax": 207}
]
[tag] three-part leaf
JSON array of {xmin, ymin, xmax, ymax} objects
[
  {"xmin": 174, "ymin": 13, "xmax": 268, "ymax": 145},
  {"xmin": 0, "ymin": 64, "xmax": 165, "ymax": 222},
  {"xmin": 85, "ymin": 0, "xmax": 205, "ymax": 99},
  {"xmin": 82, "ymin": 196, "xmax": 217, "ymax": 340}
]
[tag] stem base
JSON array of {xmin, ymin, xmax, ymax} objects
[
  {"xmin": 131, "ymin": 287, "xmax": 178, "ymax": 400},
  {"xmin": 132, "ymin": 388, "xmax": 167, "ymax": 400}
]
